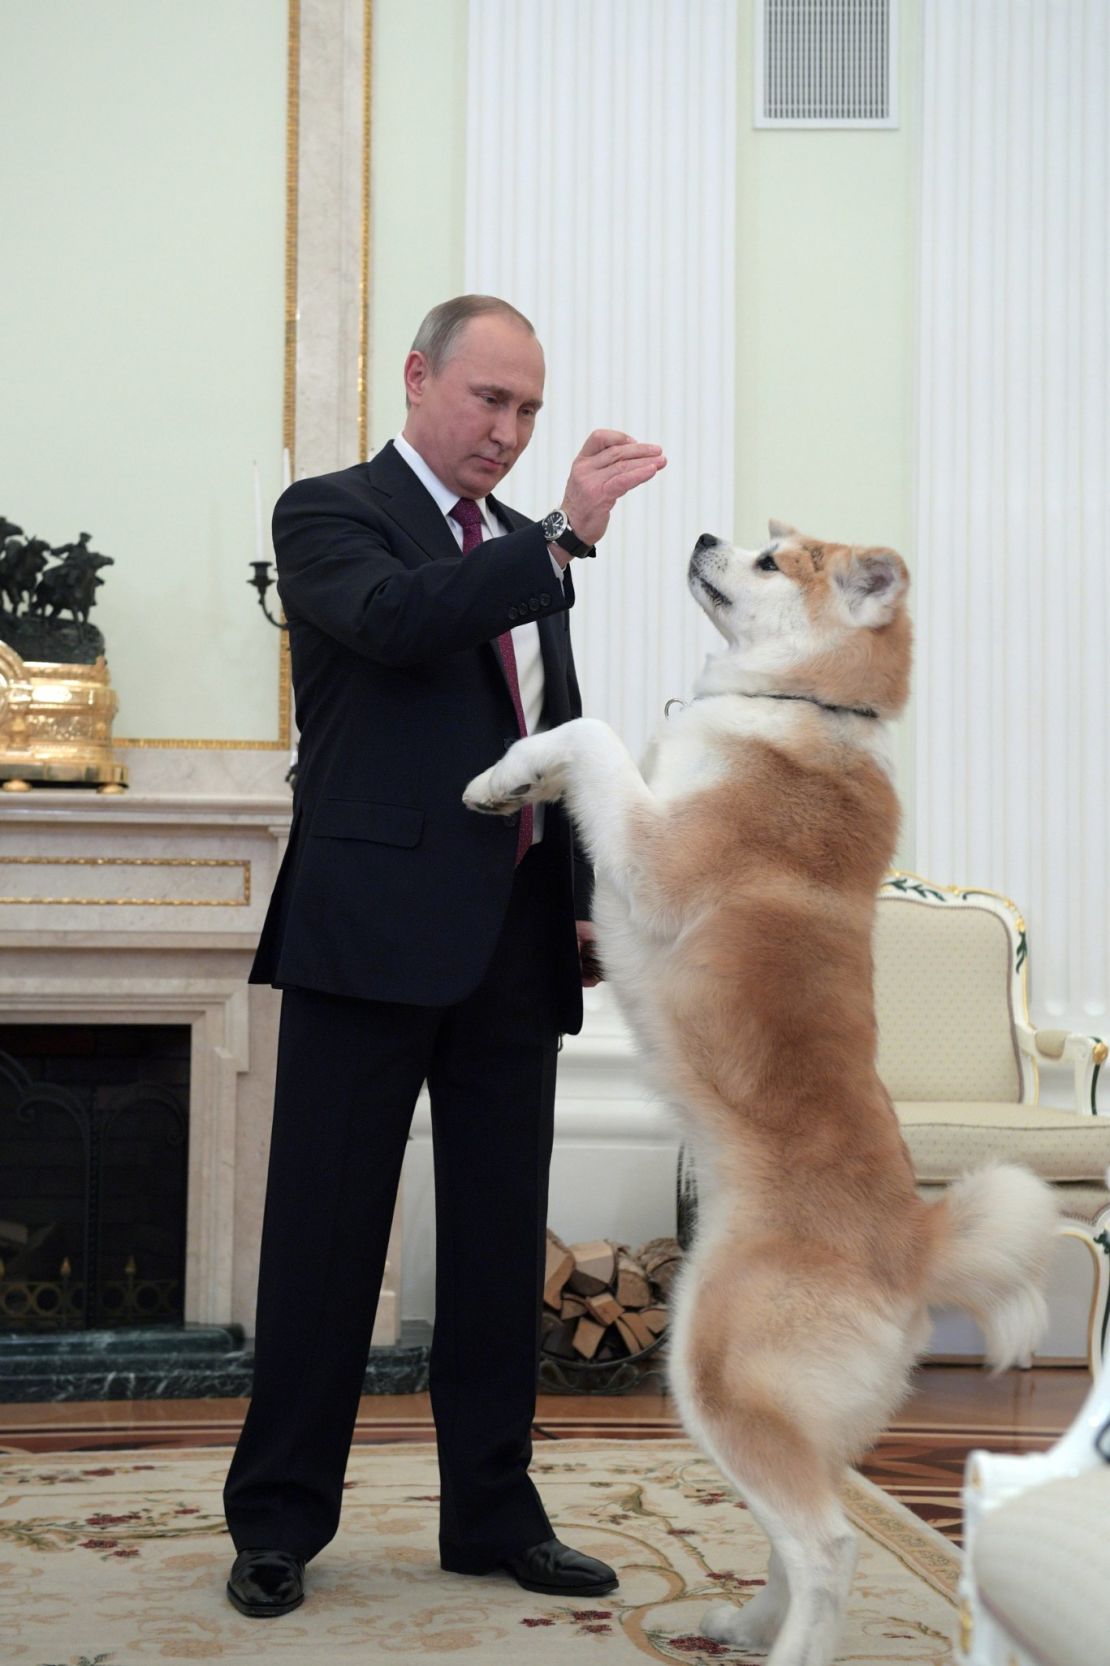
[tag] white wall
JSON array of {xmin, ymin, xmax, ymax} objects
[
  {"xmin": 735, "ymin": 0, "xmax": 920, "ymax": 839},
  {"xmin": 0, "ymin": 0, "xmax": 288, "ymax": 743}
]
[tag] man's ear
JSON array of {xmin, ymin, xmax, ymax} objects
[
  {"xmin": 403, "ymin": 349, "xmax": 429, "ymax": 406},
  {"xmin": 833, "ymin": 550, "xmax": 908, "ymax": 629},
  {"xmin": 768, "ymin": 518, "xmax": 797, "ymax": 540}
]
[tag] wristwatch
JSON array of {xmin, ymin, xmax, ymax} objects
[{"xmin": 540, "ymin": 508, "xmax": 596, "ymax": 559}]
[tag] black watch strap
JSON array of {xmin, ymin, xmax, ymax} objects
[{"xmin": 541, "ymin": 509, "xmax": 596, "ymax": 559}]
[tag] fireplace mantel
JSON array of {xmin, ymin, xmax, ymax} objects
[{"xmin": 0, "ymin": 786, "xmax": 401, "ymax": 1345}]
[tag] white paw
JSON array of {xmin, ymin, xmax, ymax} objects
[
  {"xmin": 699, "ymin": 1600, "xmax": 776, "ymax": 1652},
  {"xmin": 462, "ymin": 763, "xmax": 536, "ymax": 816},
  {"xmin": 699, "ymin": 1602, "xmax": 749, "ymax": 1645}
]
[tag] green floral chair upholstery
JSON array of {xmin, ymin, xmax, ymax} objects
[{"xmin": 875, "ymin": 872, "xmax": 1110, "ymax": 1370}]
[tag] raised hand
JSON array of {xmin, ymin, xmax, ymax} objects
[{"xmin": 559, "ymin": 429, "xmax": 667, "ymax": 548}]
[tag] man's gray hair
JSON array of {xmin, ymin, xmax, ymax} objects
[{"xmin": 409, "ymin": 294, "xmax": 535, "ymax": 379}]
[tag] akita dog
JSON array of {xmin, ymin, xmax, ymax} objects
[{"xmin": 464, "ymin": 523, "xmax": 1056, "ymax": 1666}]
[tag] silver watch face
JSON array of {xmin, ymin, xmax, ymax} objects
[{"xmin": 543, "ymin": 509, "xmax": 568, "ymax": 541}]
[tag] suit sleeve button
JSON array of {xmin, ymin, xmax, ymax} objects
[
  {"xmin": 540, "ymin": 592, "xmax": 551, "ymax": 606},
  {"xmin": 508, "ymin": 606, "xmax": 519, "ymax": 621},
  {"xmin": 528, "ymin": 595, "xmax": 540, "ymax": 610}
]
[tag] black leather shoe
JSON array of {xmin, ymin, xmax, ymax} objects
[
  {"xmin": 226, "ymin": 1548, "xmax": 306, "ymax": 1617},
  {"xmin": 502, "ymin": 1537, "xmax": 618, "ymax": 1596}
]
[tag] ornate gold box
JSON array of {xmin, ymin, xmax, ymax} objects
[{"xmin": 0, "ymin": 641, "xmax": 127, "ymax": 792}]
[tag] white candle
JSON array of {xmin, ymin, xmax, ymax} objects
[
  {"xmin": 252, "ymin": 460, "xmax": 264, "ymax": 562},
  {"xmin": 282, "ymin": 447, "xmax": 292, "ymax": 491}
]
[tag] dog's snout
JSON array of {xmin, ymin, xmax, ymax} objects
[{"xmin": 695, "ymin": 532, "xmax": 719, "ymax": 552}]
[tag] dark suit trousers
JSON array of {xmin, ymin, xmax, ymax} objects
[{"xmin": 223, "ymin": 843, "xmax": 561, "ymax": 1564}]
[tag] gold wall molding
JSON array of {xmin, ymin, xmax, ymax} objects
[
  {"xmin": 114, "ymin": 729, "xmax": 288, "ymax": 755},
  {"xmin": 0, "ymin": 855, "xmax": 250, "ymax": 908},
  {"xmin": 284, "ymin": 0, "xmax": 301, "ymax": 489},
  {"xmin": 358, "ymin": 0, "xmax": 373, "ymax": 462}
]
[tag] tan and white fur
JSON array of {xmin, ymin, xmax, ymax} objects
[{"xmin": 464, "ymin": 522, "xmax": 1057, "ymax": 1666}]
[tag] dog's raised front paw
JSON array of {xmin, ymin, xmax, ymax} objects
[{"xmin": 462, "ymin": 764, "xmax": 537, "ymax": 815}]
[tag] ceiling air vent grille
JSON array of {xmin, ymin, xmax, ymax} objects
[{"xmin": 755, "ymin": 0, "xmax": 898, "ymax": 128}]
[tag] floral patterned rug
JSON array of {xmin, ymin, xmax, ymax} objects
[{"xmin": 1, "ymin": 1437, "xmax": 958, "ymax": 1664}]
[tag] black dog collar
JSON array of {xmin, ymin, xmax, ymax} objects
[{"xmin": 667, "ymin": 691, "xmax": 879, "ymax": 721}]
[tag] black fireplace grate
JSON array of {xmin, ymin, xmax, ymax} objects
[{"xmin": 0, "ymin": 1026, "xmax": 189, "ymax": 1331}]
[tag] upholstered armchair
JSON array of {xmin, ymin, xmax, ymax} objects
[
  {"xmin": 957, "ymin": 1271, "xmax": 1110, "ymax": 1665},
  {"xmin": 875, "ymin": 872, "xmax": 1110, "ymax": 1371}
]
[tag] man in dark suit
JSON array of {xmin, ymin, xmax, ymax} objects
[{"xmin": 224, "ymin": 294, "xmax": 666, "ymax": 1618}]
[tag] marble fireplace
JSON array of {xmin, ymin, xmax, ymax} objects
[{"xmin": 0, "ymin": 767, "xmax": 402, "ymax": 1356}]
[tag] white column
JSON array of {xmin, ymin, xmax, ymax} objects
[
  {"xmin": 464, "ymin": 0, "xmax": 737, "ymax": 765},
  {"xmin": 914, "ymin": 0, "xmax": 1109, "ymax": 1035}
]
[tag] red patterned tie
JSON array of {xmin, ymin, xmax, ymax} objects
[{"xmin": 450, "ymin": 497, "xmax": 534, "ymax": 864}]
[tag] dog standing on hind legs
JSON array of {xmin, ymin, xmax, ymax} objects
[{"xmin": 464, "ymin": 521, "xmax": 1057, "ymax": 1666}]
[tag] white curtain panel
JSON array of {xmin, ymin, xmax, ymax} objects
[
  {"xmin": 463, "ymin": 0, "xmax": 737, "ymax": 766},
  {"xmin": 915, "ymin": 0, "xmax": 1109, "ymax": 1037}
]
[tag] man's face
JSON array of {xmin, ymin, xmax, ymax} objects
[{"xmin": 402, "ymin": 314, "xmax": 546, "ymax": 499}]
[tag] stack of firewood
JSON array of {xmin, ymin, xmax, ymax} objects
[{"xmin": 541, "ymin": 1230, "xmax": 682, "ymax": 1363}]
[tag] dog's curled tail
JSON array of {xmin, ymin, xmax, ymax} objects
[{"xmin": 926, "ymin": 1164, "xmax": 1058, "ymax": 1371}]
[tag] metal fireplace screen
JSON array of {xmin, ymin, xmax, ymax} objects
[{"xmin": 0, "ymin": 1025, "xmax": 189, "ymax": 1330}]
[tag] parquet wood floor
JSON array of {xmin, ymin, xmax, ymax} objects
[{"xmin": 0, "ymin": 1364, "xmax": 1090, "ymax": 1546}]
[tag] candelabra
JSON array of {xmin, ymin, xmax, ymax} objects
[{"xmin": 247, "ymin": 561, "xmax": 288, "ymax": 630}]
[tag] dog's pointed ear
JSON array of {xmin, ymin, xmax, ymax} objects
[
  {"xmin": 768, "ymin": 518, "xmax": 797, "ymax": 540},
  {"xmin": 834, "ymin": 549, "xmax": 908, "ymax": 629}
]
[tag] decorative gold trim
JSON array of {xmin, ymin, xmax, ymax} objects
[
  {"xmin": 358, "ymin": 0, "xmax": 373, "ymax": 462},
  {"xmin": 118, "ymin": 0, "xmax": 302, "ymax": 752},
  {"xmin": 114, "ymin": 735, "xmax": 285, "ymax": 752},
  {"xmin": 276, "ymin": 0, "xmax": 301, "ymax": 754},
  {"xmin": 0, "ymin": 855, "xmax": 250, "ymax": 908},
  {"xmin": 284, "ymin": 0, "xmax": 300, "ymax": 484},
  {"xmin": 886, "ymin": 868, "xmax": 1025, "ymax": 935}
]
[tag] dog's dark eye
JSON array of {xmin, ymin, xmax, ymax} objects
[{"xmin": 756, "ymin": 552, "xmax": 778, "ymax": 572}]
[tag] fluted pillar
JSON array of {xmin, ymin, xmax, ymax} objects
[
  {"xmin": 463, "ymin": 0, "xmax": 738, "ymax": 764},
  {"xmin": 914, "ymin": 0, "xmax": 1109, "ymax": 1034}
]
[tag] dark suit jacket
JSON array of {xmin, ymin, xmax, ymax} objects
[{"xmin": 250, "ymin": 440, "xmax": 590, "ymax": 1032}]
